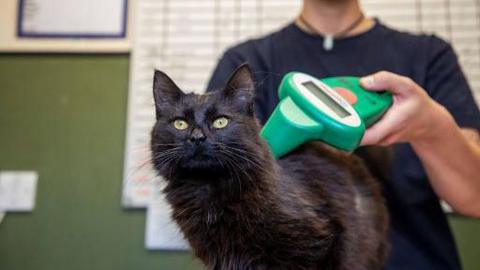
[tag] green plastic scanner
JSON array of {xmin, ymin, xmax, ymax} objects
[{"xmin": 260, "ymin": 72, "xmax": 393, "ymax": 159}]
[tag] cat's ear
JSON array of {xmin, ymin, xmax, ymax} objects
[
  {"xmin": 153, "ymin": 70, "xmax": 184, "ymax": 116},
  {"xmin": 224, "ymin": 63, "xmax": 255, "ymax": 96},
  {"xmin": 222, "ymin": 63, "xmax": 255, "ymax": 115}
]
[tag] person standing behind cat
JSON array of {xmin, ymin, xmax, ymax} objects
[{"xmin": 207, "ymin": 0, "xmax": 480, "ymax": 269}]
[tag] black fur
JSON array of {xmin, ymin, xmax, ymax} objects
[{"xmin": 150, "ymin": 64, "xmax": 389, "ymax": 270}]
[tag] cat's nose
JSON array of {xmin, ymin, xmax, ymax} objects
[{"xmin": 189, "ymin": 128, "xmax": 206, "ymax": 145}]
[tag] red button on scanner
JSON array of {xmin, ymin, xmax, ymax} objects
[{"xmin": 334, "ymin": 87, "xmax": 358, "ymax": 105}]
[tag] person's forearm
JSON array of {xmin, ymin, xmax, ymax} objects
[
  {"xmin": 412, "ymin": 112, "xmax": 480, "ymax": 217},
  {"xmin": 358, "ymin": 71, "xmax": 480, "ymax": 216}
]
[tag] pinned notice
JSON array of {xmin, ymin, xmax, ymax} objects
[{"xmin": 0, "ymin": 171, "xmax": 38, "ymax": 212}]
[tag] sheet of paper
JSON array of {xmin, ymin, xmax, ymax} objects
[
  {"xmin": 18, "ymin": 0, "xmax": 127, "ymax": 37},
  {"xmin": 0, "ymin": 171, "xmax": 38, "ymax": 212},
  {"xmin": 145, "ymin": 187, "xmax": 189, "ymax": 250}
]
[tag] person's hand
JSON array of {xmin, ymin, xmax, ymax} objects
[{"xmin": 359, "ymin": 71, "xmax": 455, "ymax": 146}]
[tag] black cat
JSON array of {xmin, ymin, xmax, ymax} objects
[{"xmin": 150, "ymin": 64, "xmax": 389, "ymax": 270}]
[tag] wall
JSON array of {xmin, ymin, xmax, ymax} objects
[{"xmin": 0, "ymin": 54, "xmax": 478, "ymax": 270}]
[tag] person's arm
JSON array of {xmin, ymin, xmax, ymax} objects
[{"xmin": 360, "ymin": 71, "xmax": 480, "ymax": 217}]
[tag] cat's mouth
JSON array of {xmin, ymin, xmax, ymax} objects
[
  {"xmin": 181, "ymin": 145, "xmax": 220, "ymax": 168},
  {"xmin": 190, "ymin": 151, "xmax": 210, "ymax": 160},
  {"xmin": 187, "ymin": 144, "xmax": 209, "ymax": 158},
  {"xmin": 183, "ymin": 154, "xmax": 220, "ymax": 170}
]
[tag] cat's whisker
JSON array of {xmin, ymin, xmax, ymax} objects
[
  {"xmin": 152, "ymin": 146, "xmax": 183, "ymax": 158},
  {"xmin": 221, "ymin": 154, "xmax": 244, "ymax": 194},
  {"xmin": 214, "ymin": 145, "xmax": 276, "ymax": 179},
  {"xmin": 156, "ymin": 154, "xmax": 176, "ymax": 165},
  {"xmin": 219, "ymin": 149, "xmax": 263, "ymax": 173},
  {"xmin": 151, "ymin": 142, "xmax": 184, "ymax": 147},
  {"xmin": 127, "ymin": 156, "xmax": 157, "ymax": 178},
  {"xmin": 167, "ymin": 155, "xmax": 182, "ymax": 178},
  {"xmin": 214, "ymin": 142, "xmax": 263, "ymax": 160},
  {"xmin": 152, "ymin": 147, "xmax": 183, "ymax": 169},
  {"xmin": 155, "ymin": 152, "xmax": 181, "ymax": 166},
  {"xmin": 217, "ymin": 148, "xmax": 262, "ymax": 188},
  {"xmin": 223, "ymin": 145, "xmax": 271, "ymax": 169},
  {"xmin": 212, "ymin": 145, "xmax": 247, "ymax": 189},
  {"xmin": 131, "ymin": 143, "xmax": 182, "ymax": 155},
  {"xmin": 153, "ymin": 151, "xmax": 179, "ymax": 160}
]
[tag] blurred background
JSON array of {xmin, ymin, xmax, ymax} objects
[{"xmin": 0, "ymin": 0, "xmax": 479, "ymax": 269}]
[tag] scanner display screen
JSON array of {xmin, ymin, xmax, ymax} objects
[{"xmin": 302, "ymin": 81, "xmax": 351, "ymax": 118}]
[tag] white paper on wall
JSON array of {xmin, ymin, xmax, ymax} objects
[
  {"xmin": 0, "ymin": 171, "xmax": 38, "ymax": 212},
  {"xmin": 19, "ymin": 0, "xmax": 126, "ymax": 36},
  {"xmin": 145, "ymin": 185, "xmax": 189, "ymax": 250}
]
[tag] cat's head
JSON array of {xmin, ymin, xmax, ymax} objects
[{"xmin": 150, "ymin": 64, "xmax": 266, "ymax": 178}]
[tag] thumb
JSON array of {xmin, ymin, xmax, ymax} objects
[{"xmin": 360, "ymin": 71, "xmax": 413, "ymax": 95}]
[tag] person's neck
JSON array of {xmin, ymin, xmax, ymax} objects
[{"xmin": 298, "ymin": 0, "xmax": 374, "ymax": 37}]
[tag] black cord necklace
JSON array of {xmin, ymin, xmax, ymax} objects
[{"xmin": 298, "ymin": 13, "xmax": 365, "ymax": 51}]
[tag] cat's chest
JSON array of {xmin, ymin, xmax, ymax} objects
[
  {"xmin": 192, "ymin": 200, "xmax": 272, "ymax": 252},
  {"xmin": 168, "ymin": 185, "xmax": 269, "ymax": 236},
  {"xmin": 181, "ymin": 194, "xmax": 264, "ymax": 227}
]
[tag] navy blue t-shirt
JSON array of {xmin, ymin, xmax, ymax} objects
[{"xmin": 207, "ymin": 20, "xmax": 480, "ymax": 269}]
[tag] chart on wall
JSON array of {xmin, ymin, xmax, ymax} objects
[
  {"xmin": 122, "ymin": 0, "xmax": 480, "ymax": 249},
  {"xmin": 0, "ymin": 0, "xmax": 131, "ymax": 52}
]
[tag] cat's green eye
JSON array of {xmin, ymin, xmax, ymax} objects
[
  {"xmin": 212, "ymin": 117, "xmax": 229, "ymax": 129},
  {"xmin": 173, "ymin": 119, "xmax": 189, "ymax": 130}
]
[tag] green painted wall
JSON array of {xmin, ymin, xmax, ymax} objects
[{"xmin": 0, "ymin": 54, "xmax": 478, "ymax": 270}]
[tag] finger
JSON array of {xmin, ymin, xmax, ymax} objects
[
  {"xmin": 361, "ymin": 128, "xmax": 388, "ymax": 146},
  {"xmin": 360, "ymin": 71, "xmax": 414, "ymax": 95},
  {"xmin": 377, "ymin": 133, "xmax": 401, "ymax": 146},
  {"xmin": 360, "ymin": 113, "xmax": 401, "ymax": 145}
]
